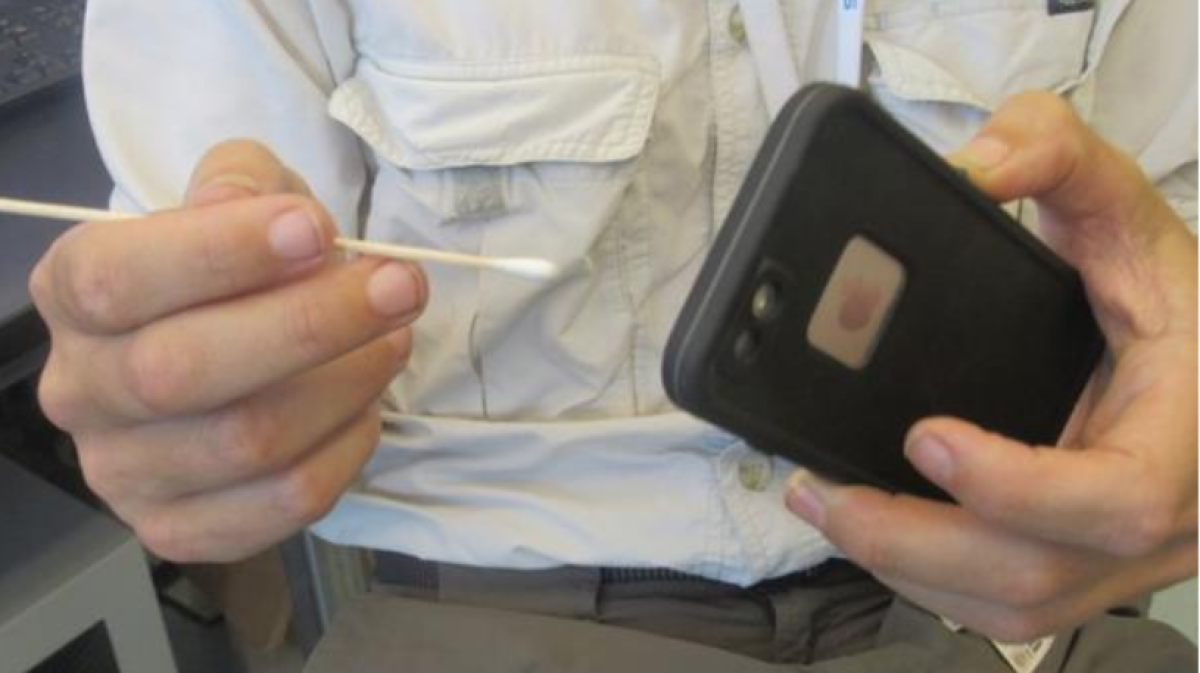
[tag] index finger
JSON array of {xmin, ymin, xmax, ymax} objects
[
  {"xmin": 34, "ymin": 193, "xmax": 337, "ymax": 335},
  {"xmin": 946, "ymin": 92, "xmax": 1195, "ymax": 353}
]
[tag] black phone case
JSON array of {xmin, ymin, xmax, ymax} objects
[{"xmin": 663, "ymin": 84, "xmax": 1105, "ymax": 500}]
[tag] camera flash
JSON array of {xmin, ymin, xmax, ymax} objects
[{"xmin": 807, "ymin": 235, "xmax": 905, "ymax": 370}]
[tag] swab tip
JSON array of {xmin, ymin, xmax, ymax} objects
[{"xmin": 494, "ymin": 258, "xmax": 561, "ymax": 280}]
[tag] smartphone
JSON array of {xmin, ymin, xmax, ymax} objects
[{"xmin": 663, "ymin": 84, "xmax": 1104, "ymax": 500}]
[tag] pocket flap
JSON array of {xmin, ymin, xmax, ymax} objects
[
  {"xmin": 866, "ymin": 38, "xmax": 988, "ymax": 108},
  {"xmin": 330, "ymin": 54, "xmax": 660, "ymax": 170},
  {"xmin": 864, "ymin": 4, "xmax": 1099, "ymax": 111}
]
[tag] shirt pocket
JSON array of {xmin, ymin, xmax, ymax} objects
[
  {"xmin": 331, "ymin": 53, "xmax": 659, "ymax": 225},
  {"xmin": 327, "ymin": 53, "xmax": 663, "ymax": 419},
  {"xmin": 862, "ymin": 0, "xmax": 1115, "ymax": 231},
  {"xmin": 863, "ymin": 0, "xmax": 1101, "ymax": 152},
  {"xmin": 332, "ymin": 54, "xmax": 660, "ymax": 168}
]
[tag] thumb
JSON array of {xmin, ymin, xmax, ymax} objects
[
  {"xmin": 947, "ymin": 91, "xmax": 1195, "ymax": 353},
  {"xmin": 185, "ymin": 139, "xmax": 314, "ymax": 207}
]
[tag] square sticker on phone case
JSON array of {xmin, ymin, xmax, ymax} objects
[{"xmin": 807, "ymin": 235, "xmax": 905, "ymax": 370}]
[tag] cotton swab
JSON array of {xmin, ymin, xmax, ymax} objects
[
  {"xmin": 0, "ymin": 197, "xmax": 130, "ymax": 224},
  {"xmin": 0, "ymin": 196, "xmax": 560, "ymax": 281}
]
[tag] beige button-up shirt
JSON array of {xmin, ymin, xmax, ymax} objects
[{"xmin": 84, "ymin": 0, "xmax": 1196, "ymax": 585}]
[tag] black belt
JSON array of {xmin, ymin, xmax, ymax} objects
[{"xmin": 374, "ymin": 550, "xmax": 852, "ymax": 593}]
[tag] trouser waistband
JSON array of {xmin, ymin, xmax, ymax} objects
[
  {"xmin": 370, "ymin": 551, "xmax": 885, "ymax": 663},
  {"xmin": 373, "ymin": 551, "xmax": 858, "ymax": 620}
]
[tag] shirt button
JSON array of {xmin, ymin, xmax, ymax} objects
[
  {"xmin": 737, "ymin": 453, "xmax": 773, "ymax": 492},
  {"xmin": 728, "ymin": 6, "xmax": 748, "ymax": 46}
]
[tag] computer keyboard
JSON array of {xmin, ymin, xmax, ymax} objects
[{"xmin": 0, "ymin": 0, "xmax": 86, "ymax": 109}]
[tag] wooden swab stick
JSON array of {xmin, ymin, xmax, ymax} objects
[{"xmin": 0, "ymin": 196, "xmax": 560, "ymax": 280}]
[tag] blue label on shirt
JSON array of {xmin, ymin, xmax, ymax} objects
[{"xmin": 1048, "ymin": 0, "xmax": 1094, "ymax": 15}]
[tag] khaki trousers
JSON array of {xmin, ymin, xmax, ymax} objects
[{"xmin": 305, "ymin": 556, "xmax": 1195, "ymax": 672}]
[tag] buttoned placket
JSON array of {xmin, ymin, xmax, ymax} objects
[
  {"xmin": 707, "ymin": 0, "xmax": 769, "ymax": 226},
  {"xmin": 737, "ymin": 451, "xmax": 774, "ymax": 492},
  {"xmin": 719, "ymin": 0, "xmax": 869, "ymax": 501},
  {"xmin": 707, "ymin": 0, "xmax": 867, "ymax": 582},
  {"xmin": 708, "ymin": 1, "xmax": 783, "ymax": 552}
]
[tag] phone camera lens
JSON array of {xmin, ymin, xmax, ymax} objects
[
  {"xmin": 751, "ymin": 281, "xmax": 782, "ymax": 322},
  {"xmin": 733, "ymin": 328, "xmax": 762, "ymax": 364}
]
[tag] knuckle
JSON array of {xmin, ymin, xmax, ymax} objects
[
  {"xmin": 1108, "ymin": 496, "xmax": 1176, "ymax": 557},
  {"xmin": 57, "ymin": 237, "xmax": 131, "ymax": 332},
  {"xmin": 962, "ymin": 482, "xmax": 1024, "ymax": 526},
  {"xmin": 855, "ymin": 530, "xmax": 900, "ymax": 577},
  {"xmin": 28, "ymin": 257, "xmax": 56, "ymax": 317},
  {"xmin": 76, "ymin": 443, "xmax": 124, "ymax": 504},
  {"xmin": 210, "ymin": 404, "xmax": 281, "ymax": 475},
  {"xmin": 985, "ymin": 611, "xmax": 1055, "ymax": 644},
  {"xmin": 1004, "ymin": 91, "xmax": 1086, "ymax": 164},
  {"xmin": 138, "ymin": 508, "xmax": 260, "ymax": 564},
  {"xmin": 37, "ymin": 357, "xmax": 86, "ymax": 430},
  {"xmin": 1051, "ymin": 135, "xmax": 1089, "ymax": 182},
  {"xmin": 836, "ymin": 497, "xmax": 900, "ymax": 575},
  {"xmin": 1122, "ymin": 515, "xmax": 1174, "ymax": 557},
  {"xmin": 1040, "ymin": 104, "xmax": 1087, "ymax": 157},
  {"xmin": 136, "ymin": 513, "xmax": 202, "ymax": 563},
  {"xmin": 274, "ymin": 467, "xmax": 336, "ymax": 525},
  {"xmin": 283, "ymin": 294, "xmax": 334, "ymax": 361},
  {"xmin": 196, "ymin": 215, "xmax": 246, "ymax": 278},
  {"xmin": 124, "ymin": 331, "xmax": 201, "ymax": 416},
  {"xmin": 1003, "ymin": 561, "xmax": 1064, "ymax": 610},
  {"xmin": 1009, "ymin": 90, "xmax": 1077, "ymax": 130}
]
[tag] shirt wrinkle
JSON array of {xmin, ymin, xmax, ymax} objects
[{"xmin": 83, "ymin": 0, "xmax": 1197, "ymax": 586}]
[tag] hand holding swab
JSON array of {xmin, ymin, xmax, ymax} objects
[{"xmin": 0, "ymin": 196, "xmax": 560, "ymax": 280}]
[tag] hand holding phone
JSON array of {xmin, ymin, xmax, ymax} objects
[
  {"xmin": 664, "ymin": 84, "xmax": 1104, "ymax": 499},
  {"xmin": 761, "ymin": 88, "xmax": 1197, "ymax": 645}
]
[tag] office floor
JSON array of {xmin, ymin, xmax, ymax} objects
[
  {"xmin": 162, "ymin": 604, "xmax": 305, "ymax": 673},
  {"xmin": 1152, "ymin": 578, "xmax": 1198, "ymax": 645},
  {"xmin": 242, "ymin": 646, "xmax": 305, "ymax": 673}
]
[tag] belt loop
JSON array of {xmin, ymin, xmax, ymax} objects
[{"xmin": 766, "ymin": 588, "xmax": 815, "ymax": 663}]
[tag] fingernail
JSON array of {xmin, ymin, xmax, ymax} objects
[
  {"xmin": 949, "ymin": 136, "xmax": 1011, "ymax": 173},
  {"xmin": 368, "ymin": 262, "xmax": 421, "ymax": 318},
  {"xmin": 193, "ymin": 173, "xmax": 261, "ymax": 205},
  {"xmin": 907, "ymin": 434, "xmax": 955, "ymax": 485},
  {"xmin": 785, "ymin": 470, "xmax": 828, "ymax": 528},
  {"xmin": 269, "ymin": 210, "xmax": 325, "ymax": 261}
]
